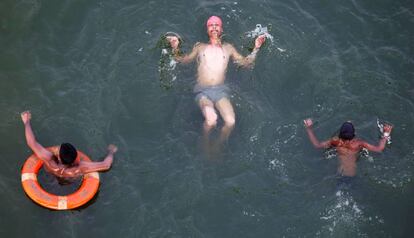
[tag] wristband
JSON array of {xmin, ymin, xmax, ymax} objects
[{"xmin": 383, "ymin": 132, "xmax": 390, "ymax": 137}]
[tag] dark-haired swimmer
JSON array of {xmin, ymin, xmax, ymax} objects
[
  {"xmin": 166, "ymin": 16, "xmax": 266, "ymax": 140},
  {"xmin": 21, "ymin": 111, "xmax": 118, "ymax": 179},
  {"xmin": 304, "ymin": 118, "xmax": 392, "ymax": 177}
]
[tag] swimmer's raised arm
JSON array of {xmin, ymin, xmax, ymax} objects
[
  {"xmin": 20, "ymin": 111, "xmax": 62, "ymax": 175},
  {"xmin": 359, "ymin": 124, "xmax": 393, "ymax": 153},
  {"xmin": 167, "ymin": 36, "xmax": 200, "ymax": 64},
  {"xmin": 21, "ymin": 111, "xmax": 53, "ymax": 161},
  {"xmin": 77, "ymin": 144, "xmax": 118, "ymax": 174},
  {"xmin": 230, "ymin": 34, "xmax": 266, "ymax": 68},
  {"xmin": 303, "ymin": 118, "xmax": 332, "ymax": 149}
]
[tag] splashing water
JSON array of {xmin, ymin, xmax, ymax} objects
[
  {"xmin": 244, "ymin": 24, "xmax": 286, "ymax": 53},
  {"xmin": 267, "ymin": 123, "xmax": 299, "ymax": 181},
  {"xmin": 245, "ymin": 24, "xmax": 273, "ymax": 41},
  {"xmin": 317, "ymin": 190, "xmax": 371, "ymax": 237},
  {"xmin": 161, "ymin": 49, "xmax": 178, "ymax": 70},
  {"xmin": 324, "ymin": 147, "xmax": 337, "ymax": 160},
  {"xmin": 360, "ymin": 148, "xmax": 374, "ymax": 162},
  {"xmin": 157, "ymin": 36, "xmax": 178, "ymax": 89},
  {"xmin": 376, "ymin": 118, "xmax": 391, "ymax": 145}
]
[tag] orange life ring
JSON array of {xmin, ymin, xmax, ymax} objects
[{"xmin": 21, "ymin": 146, "xmax": 100, "ymax": 210}]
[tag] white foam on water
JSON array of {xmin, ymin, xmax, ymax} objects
[
  {"xmin": 245, "ymin": 24, "xmax": 274, "ymax": 41},
  {"xmin": 359, "ymin": 148, "xmax": 374, "ymax": 163},
  {"xmin": 216, "ymin": 1, "xmax": 244, "ymax": 22},
  {"xmin": 241, "ymin": 208, "xmax": 264, "ymax": 222},
  {"xmin": 249, "ymin": 134, "xmax": 259, "ymax": 142},
  {"xmin": 168, "ymin": 58, "xmax": 177, "ymax": 70},
  {"xmin": 266, "ymin": 123, "xmax": 299, "ymax": 181},
  {"xmin": 316, "ymin": 191, "xmax": 370, "ymax": 237},
  {"xmin": 244, "ymin": 24, "xmax": 287, "ymax": 53},
  {"xmin": 276, "ymin": 47, "xmax": 286, "ymax": 53},
  {"xmin": 324, "ymin": 147, "xmax": 337, "ymax": 160},
  {"xmin": 268, "ymin": 157, "xmax": 286, "ymax": 171},
  {"xmin": 364, "ymin": 141, "xmax": 413, "ymax": 189},
  {"xmin": 370, "ymin": 164, "xmax": 412, "ymax": 188},
  {"xmin": 158, "ymin": 48, "xmax": 178, "ymax": 88},
  {"xmin": 377, "ymin": 118, "xmax": 391, "ymax": 145}
]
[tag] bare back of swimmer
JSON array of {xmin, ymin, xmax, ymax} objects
[
  {"xmin": 304, "ymin": 118, "xmax": 393, "ymax": 177},
  {"xmin": 21, "ymin": 111, "xmax": 118, "ymax": 179},
  {"xmin": 166, "ymin": 16, "xmax": 266, "ymax": 139}
]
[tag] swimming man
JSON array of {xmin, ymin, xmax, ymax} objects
[
  {"xmin": 21, "ymin": 110, "xmax": 118, "ymax": 179},
  {"xmin": 167, "ymin": 16, "xmax": 266, "ymax": 139},
  {"xmin": 304, "ymin": 118, "xmax": 393, "ymax": 177}
]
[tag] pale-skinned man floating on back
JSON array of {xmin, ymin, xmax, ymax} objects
[{"xmin": 167, "ymin": 16, "xmax": 266, "ymax": 141}]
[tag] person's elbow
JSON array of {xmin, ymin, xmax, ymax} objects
[
  {"xmin": 180, "ymin": 56, "xmax": 194, "ymax": 64},
  {"xmin": 372, "ymin": 147, "xmax": 386, "ymax": 153},
  {"xmin": 96, "ymin": 160, "xmax": 113, "ymax": 172},
  {"xmin": 314, "ymin": 144, "xmax": 324, "ymax": 149},
  {"xmin": 235, "ymin": 59, "xmax": 253, "ymax": 69},
  {"xmin": 104, "ymin": 159, "xmax": 114, "ymax": 170},
  {"xmin": 102, "ymin": 162, "xmax": 112, "ymax": 171},
  {"xmin": 314, "ymin": 144, "xmax": 327, "ymax": 149},
  {"xmin": 365, "ymin": 146, "xmax": 385, "ymax": 153},
  {"xmin": 242, "ymin": 62, "xmax": 254, "ymax": 69}
]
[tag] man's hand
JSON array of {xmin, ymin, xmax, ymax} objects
[
  {"xmin": 303, "ymin": 118, "xmax": 313, "ymax": 128},
  {"xmin": 107, "ymin": 144, "xmax": 118, "ymax": 154},
  {"xmin": 21, "ymin": 111, "xmax": 32, "ymax": 124},
  {"xmin": 383, "ymin": 124, "xmax": 393, "ymax": 137},
  {"xmin": 166, "ymin": 36, "xmax": 180, "ymax": 50},
  {"xmin": 254, "ymin": 34, "xmax": 266, "ymax": 49}
]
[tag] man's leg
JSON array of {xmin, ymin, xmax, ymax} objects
[
  {"xmin": 215, "ymin": 97, "xmax": 235, "ymax": 141},
  {"xmin": 198, "ymin": 96, "xmax": 218, "ymax": 133}
]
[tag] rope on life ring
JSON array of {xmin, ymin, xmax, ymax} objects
[{"xmin": 21, "ymin": 146, "xmax": 100, "ymax": 210}]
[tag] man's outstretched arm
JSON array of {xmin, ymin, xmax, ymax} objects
[
  {"xmin": 231, "ymin": 34, "xmax": 266, "ymax": 68},
  {"xmin": 77, "ymin": 144, "xmax": 118, "ymax": 174},
  {"xmin": 304, "ymin": 118, "xmax": 332, "ymax": 149},
  {"xmin": 361, "ymin": 124, "xmax": 393, "ymax": 153},
  {"xmin": 167, "ymin": 36, "xmax": 199, "ymax": 64}
]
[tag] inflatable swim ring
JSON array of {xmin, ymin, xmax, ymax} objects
[{"xmin": 21, "ymin": 146, "xmax": 100, "ymax": 210}]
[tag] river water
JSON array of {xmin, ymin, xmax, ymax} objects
[{"xmin": 1, "ymin": 0, "xmax": 413, "ymax": 237}]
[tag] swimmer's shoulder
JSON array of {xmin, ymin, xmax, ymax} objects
[
  {"xmin": 193, "ymin": 42, "xmax": 206, "ymax": 49},
  {"xmin": 330, "ymin": 136, "xmax": 341, "ymax": 146},
  {"xmin": 222, "ymin": 42, "xmax": 237, "ymax": 53},
  {"xmin": 222, "ymin": 42, "xmax": 233, "ymax": 47},
  {"xmin": 351, "ymin": 138, "xmax": 366, "ymax": 148}
]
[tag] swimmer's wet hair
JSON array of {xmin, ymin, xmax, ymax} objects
[
  {"xmin": 339, "ymin": 122, "xmax": 355, "ymax": 140},
  {"xmin": 59, "ymin": 143, "xmax": 78, "ymax": 165}
]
